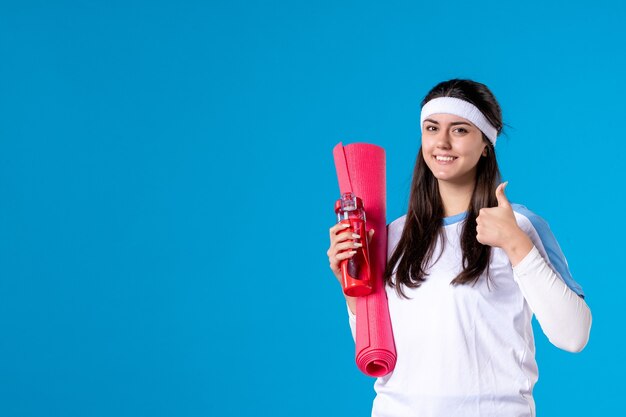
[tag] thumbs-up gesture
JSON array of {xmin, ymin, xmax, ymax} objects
[{"xmin": 475, "ymin": 182, "xmax": 522, "ymax": 249}]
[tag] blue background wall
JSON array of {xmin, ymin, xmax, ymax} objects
[{"xmin": 1, "ymin": 1, "xmax": 623, "ymax": 416}]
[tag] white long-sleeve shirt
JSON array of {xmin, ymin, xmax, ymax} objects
[{"xmin": 347, "ymin": 204, "xmax": 591, "ymax": 417}]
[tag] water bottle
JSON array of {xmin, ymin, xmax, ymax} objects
[{"xmin": 334, "ymin": 192, "xmax": 372, "ymax": 297}]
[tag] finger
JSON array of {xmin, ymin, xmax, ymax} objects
[
  {"xmin": 332, "ymin": 230, "xmax": 361, "ymax": 244},
  {"xmin": 330, "ymin": 250, "xmax": 357, "ymax": 272},
  {"xmin": 335, "ymin": 250, "xmax": 357, "ymax": 262},
  {"xmin": 329, "ymin": 222, "xmax": 352, "ymax": 237},
  {"xmin": 336, "ymin": 240, "xmax": 362, "ymax": 252},
  {"xmin": 496, "ymin": 181, "xmax": 511, "ymax": 208}
]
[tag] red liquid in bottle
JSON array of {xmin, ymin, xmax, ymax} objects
[{"xmin": 335, "ymin": 194, "xmax": 372, "ymax": 297}]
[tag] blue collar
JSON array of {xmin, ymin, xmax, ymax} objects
[{"xmin": 442, "ymin": 211, "xmax": 468, "ymax": 226}]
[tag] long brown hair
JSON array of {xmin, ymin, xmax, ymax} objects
[{"xmin": 384, "ymin": 79, "xmax": 505, "ymax": 299}]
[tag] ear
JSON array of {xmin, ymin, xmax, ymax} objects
[{"xmin": 482, "ymin": 146, "xmax": 488, "ymax": 157}]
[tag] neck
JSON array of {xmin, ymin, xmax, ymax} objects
[{"xmin": 437, "ymin": 180, "xmax": 475, "ymax": 217}]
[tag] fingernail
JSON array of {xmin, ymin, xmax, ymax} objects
[
  {"xmin": 354, "ymin": 242, "xmax": 362, "ymax": 247},
  {"xmin": 352, "ymin": 233, "xmax": 360, "ymax": 238},
  {"xmin": 342, "ymin": 223, "xmax": 351, "ymax": 227},
  {"xmin": 350, "ymin": 250, "xmax": 357, "ymax": 254}
]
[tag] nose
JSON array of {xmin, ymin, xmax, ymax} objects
[{"xmin": 434, "ymin": 129, "xmax": 452, "ymax": 149}]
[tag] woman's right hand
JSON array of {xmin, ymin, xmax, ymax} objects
[{"xmin": 327, "ymin": 223, "xmax": 374, "ymax": 285}]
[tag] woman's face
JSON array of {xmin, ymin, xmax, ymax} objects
[{"xmin": 421, "ymin": 113, "xmax": 489, "ymax": 186}]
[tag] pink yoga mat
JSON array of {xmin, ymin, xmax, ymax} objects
[{"xmin": 333, "ymin": 142, "xmax": 397, "ymax": 377}]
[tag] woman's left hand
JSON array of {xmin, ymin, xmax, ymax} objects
[{"xmin": 476, "ymin": 182, "xmax": 525, "ymax": 249}]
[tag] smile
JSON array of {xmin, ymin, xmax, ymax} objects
[{"xmin": 434, "ymin": 155, "xmax": 458, "ymax": 163}]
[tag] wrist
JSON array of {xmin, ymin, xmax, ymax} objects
[{"xmin": 503, "ymin": 228, "xmax": 534, "ymax": 267}]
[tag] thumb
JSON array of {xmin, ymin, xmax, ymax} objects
[{"xmin": 496, "ymin": 181, "xmax": 511, "ymax": 207}]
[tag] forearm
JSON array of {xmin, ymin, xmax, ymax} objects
[
  {"xmin": 511, "ymin": 245, "xmax": 592, "ymax": 352},
  {"xmin": 346, "ymin": 294, "xmax": 357, "ymax": 315},
  {"xmin": 346, "ymin": 297, "xmax": 357, "ymax": 342}
]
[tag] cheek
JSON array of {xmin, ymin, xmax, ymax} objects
[
  {"xmin": 421, "ymin": 144, "xmax": 435, "ymax": 162},
  {"xmin": 457, "ymin": 141, "xmax": 485, "ymax": 158},
  {"xmin": 420, "ymin": 138, "xmax": 435, "ymax": 153}
]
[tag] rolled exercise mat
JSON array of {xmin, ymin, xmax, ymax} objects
[{"xmin": 333, "ymin": 142, "xmax": 397, "ymax": 377}]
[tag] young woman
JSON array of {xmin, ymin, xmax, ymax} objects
[{"xmin": 327, "ymin": 79, "xmax": 592, "ymax": 417}]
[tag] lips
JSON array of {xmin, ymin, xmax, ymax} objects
[{"xmin": 433, "ymin": 155, "xmax": 458, "ymax": 162}]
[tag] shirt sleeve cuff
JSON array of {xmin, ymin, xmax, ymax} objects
[
  {"xmin": 347, "ymin": 301, "xmax": 357, "ymax": 342},
  {"xmin": 347, "ymin": 301, "xmax": 356, "ymax": 320},
  {"xmin": 511, "ymin": 245, "xmax": 542, "ymax": 276}
]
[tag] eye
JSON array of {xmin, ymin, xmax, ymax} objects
[
  {"xmin": 425, "ymin": 125, "xmax": 437, "ymax": 132},
  {"xmin": 453, "ymin": 127, "xmax": 469, "ymax": 134}
]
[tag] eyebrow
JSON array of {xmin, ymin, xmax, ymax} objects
[{"xmin": 424, "ymin": 118, "xmax": 471, "ymax": 127}]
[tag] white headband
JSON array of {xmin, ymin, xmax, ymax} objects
[{"xmin": 420, "ymin": 97, "xmax": 498, "ymax": 146}]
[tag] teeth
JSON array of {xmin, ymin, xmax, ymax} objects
[{"xmin": 436, "ymin": 156, "xmax": 456, "ymax": 161}]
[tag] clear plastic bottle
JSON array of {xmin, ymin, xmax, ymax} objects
[{"xmin": 334, "ymin": 192, "xmax": 372, "ymax": 297}]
